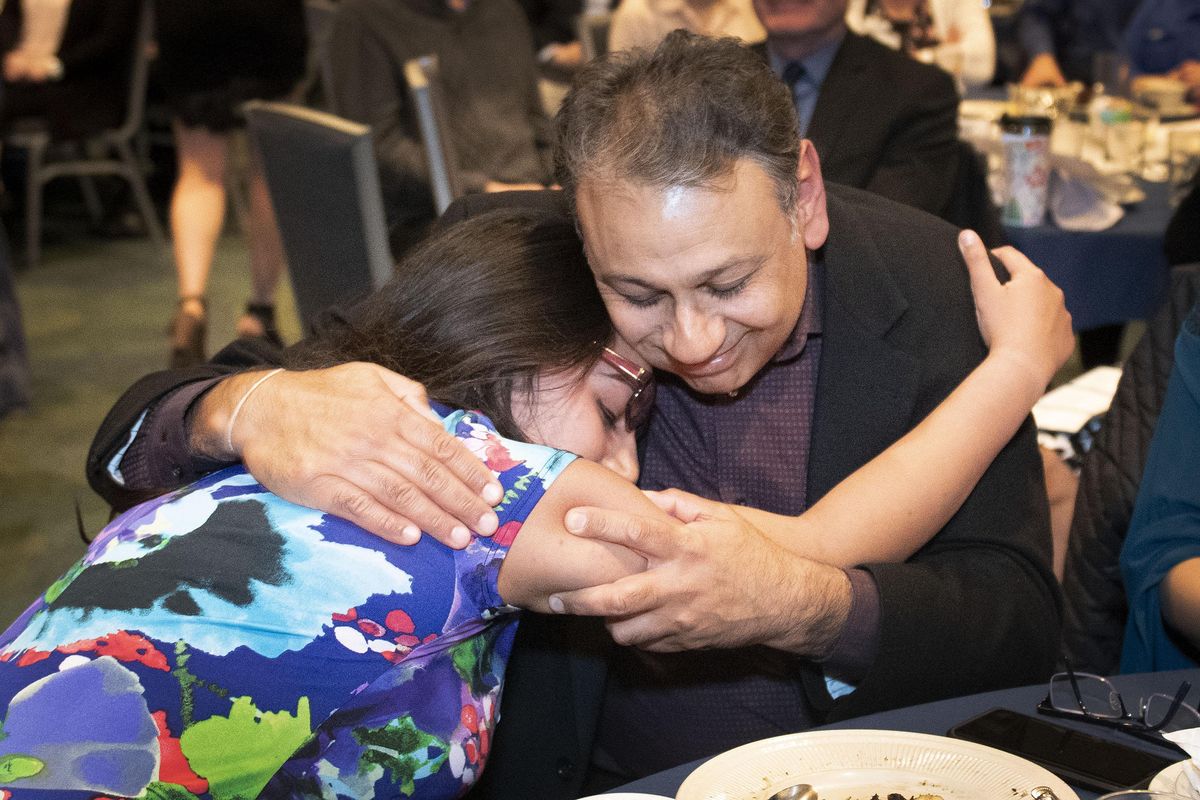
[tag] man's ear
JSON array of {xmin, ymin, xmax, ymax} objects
[{"xmin": 795, "ymin": 139, "xmax": 829, "ymax": 251}]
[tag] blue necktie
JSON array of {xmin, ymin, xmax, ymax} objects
[{"xmin": 781, "ymin": 61, "xmax": 813, "ymax": 134}]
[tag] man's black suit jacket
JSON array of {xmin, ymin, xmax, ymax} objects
[
  {"xmin": 465, "ymin": 187, "xmax": 1059, "ymax": 798},
  {"xmin": 752, "ymin": 32, "xmax": 960, "ymax": 217}
]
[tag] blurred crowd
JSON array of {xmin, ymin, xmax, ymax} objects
[{"xmin": 0, "ymin": 0, "xmax": 1196, "ymax": 387}]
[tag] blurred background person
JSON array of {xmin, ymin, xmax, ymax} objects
[
  {"xmin": 845, "ymin": 0, "xmax": 995, "ymax": 88},
  {"xmin": 0, "ymin": 0, "xmax": 139, "ymax": 141},
  {"xmin": 156, "ymin": 0, "xmax": 306, "ymax": 368},
  {"xmin": 750, "ymin": 0, "xmax": 960, "ymax": 217},
  {"xmin": 1017, "ymin": 0, "xmax": 1197, "ymax": 368},
  {"xmin": 1019, "ymin": 0, "xmax": 1200, "ymax": 92},
  {"xmin": 517, "ymin": 0, "xmax": 588, "ymax": 114},
  {"xmin": 608, "ymin": 0, "xmax": 766, "ymax": 52},
  {"xmin": 1124, "ymin": 0, "xmax": 1200, "ymax": 101},
  {"xmin": 1017, "ymin": 0, "xmax": 1140, "ymax": 87},
  {"xmin": 327, "ymin": 0, "xmax": 553, "ymax": 259},
  {"xmin": 519, "ymin": 0, "xmax": 587, "ymax": 75}
]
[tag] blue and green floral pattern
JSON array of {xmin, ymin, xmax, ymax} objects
[{"xmin": 0, "ymin": 408, "xmax": 575, "ymax": 799}]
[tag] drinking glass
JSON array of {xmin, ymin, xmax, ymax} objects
[
  {"xmin": 1094, "ymin": 51, "xmax": 1132, "ymax": 98},
  {"xmin": 1106, "ymin": 116, "xmax": 1146, "ymax": 173}
]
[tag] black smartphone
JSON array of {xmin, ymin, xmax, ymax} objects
[{"xmin": 947, "ymin": 707, "xmax": 1178, "ymax": 794}]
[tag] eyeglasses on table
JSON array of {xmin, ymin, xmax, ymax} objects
[{"xmin": 1036, "ymin": 662, "xmax": 1199, "ymax": 754}]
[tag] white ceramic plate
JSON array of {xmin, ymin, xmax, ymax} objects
[
  {"xmin": 676, "ymin": 729, "xmax": 1080, "ymax": 800},
  {"xmin": 1149, "ymin": 759, "xmax": 1199, "ymax": 798},
  {"xmin": 576, "ymin": 795, "xmax": 671, "ymax": 799}
]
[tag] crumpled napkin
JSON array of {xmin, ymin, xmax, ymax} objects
[
  {"xmin": 1161, "ymin": 728, "xmax": 1200, "ymax": 797},
  {"xmin": 1048, "ymin": 155, "xmax": 1126, "ymax": 231}
]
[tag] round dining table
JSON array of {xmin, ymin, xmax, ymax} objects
[
  {"xmin": 1005, "ymin": 179, "xmax": 1174, "ymax": 332},
  {"xmin": 960, "ymin": 85, "xmax": 1182, "ymax": 332},
  {"xmin": 609, "ymin": 669, "xmax": 1200, "ymax": 799}
]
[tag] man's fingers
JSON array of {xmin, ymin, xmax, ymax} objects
[
  {"xmin": 375, "ymin": 365, "xmax": 504, "ymax": 506},
  {"xmin": 308, "ymin": 474, "xmax": 423, "ymax": 545},
  {"xmin": 564, "ymin": 506, "xmax": 679, "ymax": 557},
  {"xmin": 381, "ymin": 426, "xmax": 500, "ymax": 535},
  {"xmin": 374, "ymin": 368, "xmax": 439, "ymax": 421},
  {"xmin": 549, "ymin": 573, "xmax": 660, "ymax": 620},
  {"xmin": 642, "ymin": 489, "xmax": 702, "ymax": 522},
  {"xmin": 644, "ymin": 488, "xmax": 729, "ymax": 523},
  {"xmin": 396, "ymin": 405, "xmax": 504, "ymax": 509},
  {"xmin": 348, "ymin": 461, "xmax": 475, "ymax": 548},
  {"xmin": 606, "ymin": 617, "xmax": 682, "ymax": 651}
]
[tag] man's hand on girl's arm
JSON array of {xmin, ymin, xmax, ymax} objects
[{"xmin": 190, "ymin": 362, "xmax": 503, "ymax": 547}]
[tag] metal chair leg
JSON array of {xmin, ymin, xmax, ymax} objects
[
  {"xmin": 65, "ymin": 142, "xmax": 106, "ymax": 226},
  {"xmin": 78, "ymin": 176, "xmax": 105, "ymax": 226},
  {"xmin": 24, "ymin": 141, "xmax": 47, "ymax": 269},
  {"xmin": 115, "ymin": 140, "xmax": 168, "ymax": 263}
]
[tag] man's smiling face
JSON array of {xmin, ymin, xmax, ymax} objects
[{"xmin": 577, "ymin": 158, "xmax": 825, "ymax": 396}]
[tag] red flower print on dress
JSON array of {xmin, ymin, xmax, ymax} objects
[
  {"xmin": 6, "ymin": 647, "xmax": 51, "ymax": 667},
  {"xmin": 58, "ymin": 631, "xmax": 170, "ymax": 671},
  {"xmin": 492, "ymin": 521, "xmax": 522, "ymax": 547},
  {"xmin": 385, "ymin": 609, "xmax": 415, "ymax": 634},
  {"xmin": 461, "ymin": 704, "xmax": 479, "ymax": 733},
  {"xmin": 331, "ymin": 608, "xmax": 358, "ymax": 622},
  {"xmin": 356, "ymin": 619, "xmax": 386, "ymax": 637},
  {"xmin": 152, "ymin": 710, "xmax": 209, "ymax": 794},
  {"xmin": 483, "ymin": 435, "xmax": 525, "ymax": 473}
]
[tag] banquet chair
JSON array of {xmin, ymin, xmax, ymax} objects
[
  {"xmin": 4, "ymin": 0, "xmax": 166, "ymax": 268},
  {"xmin": 1059, "ymin": 263, "xmax": 1200, "ymax": 674},
  {"xmin": 404, "ymin": 55, "xmax": 462, "ymax": 215},
  {"xmin": 244, "ymin": 102, "xmax": 393, "ymax": 331},
  {"xmin": 577, "ymin": 11, "xmax": 612, "ymax": 62}
]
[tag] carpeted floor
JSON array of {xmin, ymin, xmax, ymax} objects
[{"xmin": 0, "ymin": 216, "xmax": 299, "ymax": 624}]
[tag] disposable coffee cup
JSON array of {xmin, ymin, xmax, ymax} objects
[{"xmin": 1001, "ymin": 114, "xmax": 1053, "ymax": 227}]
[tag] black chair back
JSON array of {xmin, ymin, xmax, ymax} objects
[{"xmin": 245, "ymin": 101, "xmax": 393, "ymax": 330}]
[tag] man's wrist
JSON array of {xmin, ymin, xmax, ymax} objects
[
  {"xmin": 189, "ymin": 370, "xmax": 279, "ymax": 460},
  {"xmin": 768, "ymin": 558, "xmax": 853, "ymax": 656}
]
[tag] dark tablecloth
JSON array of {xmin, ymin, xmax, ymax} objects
[
  {"xmin": 611, "ymin": 669, "xmax": 1199, "ymax": 799},
  {"xmin": 1006, "ymin": 180, "xmax": 1174, "ymax": 330}
]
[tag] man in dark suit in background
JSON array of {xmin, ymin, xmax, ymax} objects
[
  {"xmin": 327, "ymin": 0, "xmax": 555, "ymax": 255},
  {"xmin": 750, "ymin": 0, "xmax": 960, "ymax": 217}
]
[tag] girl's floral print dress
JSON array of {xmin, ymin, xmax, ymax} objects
[{"xmin": 0, "ymin": 408, "xmax": 575, "ymax": 799}]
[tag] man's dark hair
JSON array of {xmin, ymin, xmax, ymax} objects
[
  {"xmin": 555, "ymin": 30, "xmax": 801, "ymax": 214},
  {"xmin": 290, "ymin": 210, "xmax": 612, "ymax": 439}
]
